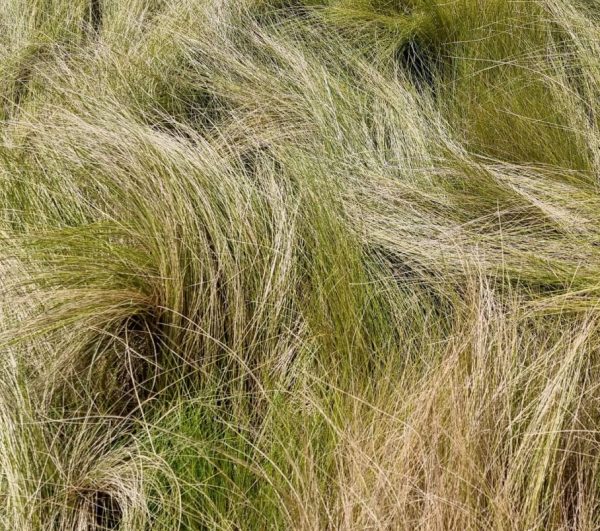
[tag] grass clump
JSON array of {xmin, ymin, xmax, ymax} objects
[{"xmin": 0, "ymin": 0, "xmax": 599, "ymax": 529}]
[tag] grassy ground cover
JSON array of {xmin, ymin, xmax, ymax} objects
[{"xmin": 0, "ymin": 0, "xmax": 599, "ymax": 529}]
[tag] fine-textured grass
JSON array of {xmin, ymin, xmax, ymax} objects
[{"xmin": 0, "ymin": 0, "xmax": 599, "ymax": 529}]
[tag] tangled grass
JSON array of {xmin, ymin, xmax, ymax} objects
[{"xmin": 0, "ymin": 0, "xmax": 599, "ymax": 529}]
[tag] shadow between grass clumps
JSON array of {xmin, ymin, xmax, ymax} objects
[
  {"xmin": 85, "ymin": 0, "xmax": 103, "ymax": 35},
  {"xmin": 395, "ymin": 38, "xmax": 440, "ymax": 95},
  {"xmin": 2, "ymin": 43, "xmax": 53, "ymax": 121},
  {"xmin": 145, "ymin": 88, "xmax": 226, "ymax": 142},
  {"xmin": 92, "ymin": 491, "xmax": 122, "ymax": 531}
]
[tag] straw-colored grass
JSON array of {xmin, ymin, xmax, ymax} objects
[{"xmin": 0, "ymin": 0, "xmax": 599, "ymax": 529}]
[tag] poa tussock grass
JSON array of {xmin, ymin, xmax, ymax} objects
[{"xmin": 0, "ymin": 0, "xmax": 599, "ymax": 529}]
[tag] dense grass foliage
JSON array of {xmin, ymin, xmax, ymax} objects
[{"xmin": 1, "ymin": 0, "xmax": 599, "ymax": 529}]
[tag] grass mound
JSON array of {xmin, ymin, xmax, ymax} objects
[{"xmin": 0, "ymin": 0, "xmax": 599, "ymax": 529}]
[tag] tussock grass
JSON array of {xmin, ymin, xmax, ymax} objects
[{"xmin": 0, "ymin": 0, "xmax": 599, "ymax": 529}]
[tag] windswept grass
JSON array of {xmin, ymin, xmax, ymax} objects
[{"xmin": 0, "ymin": 0, "xmax": 599, "ymax": 529}]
